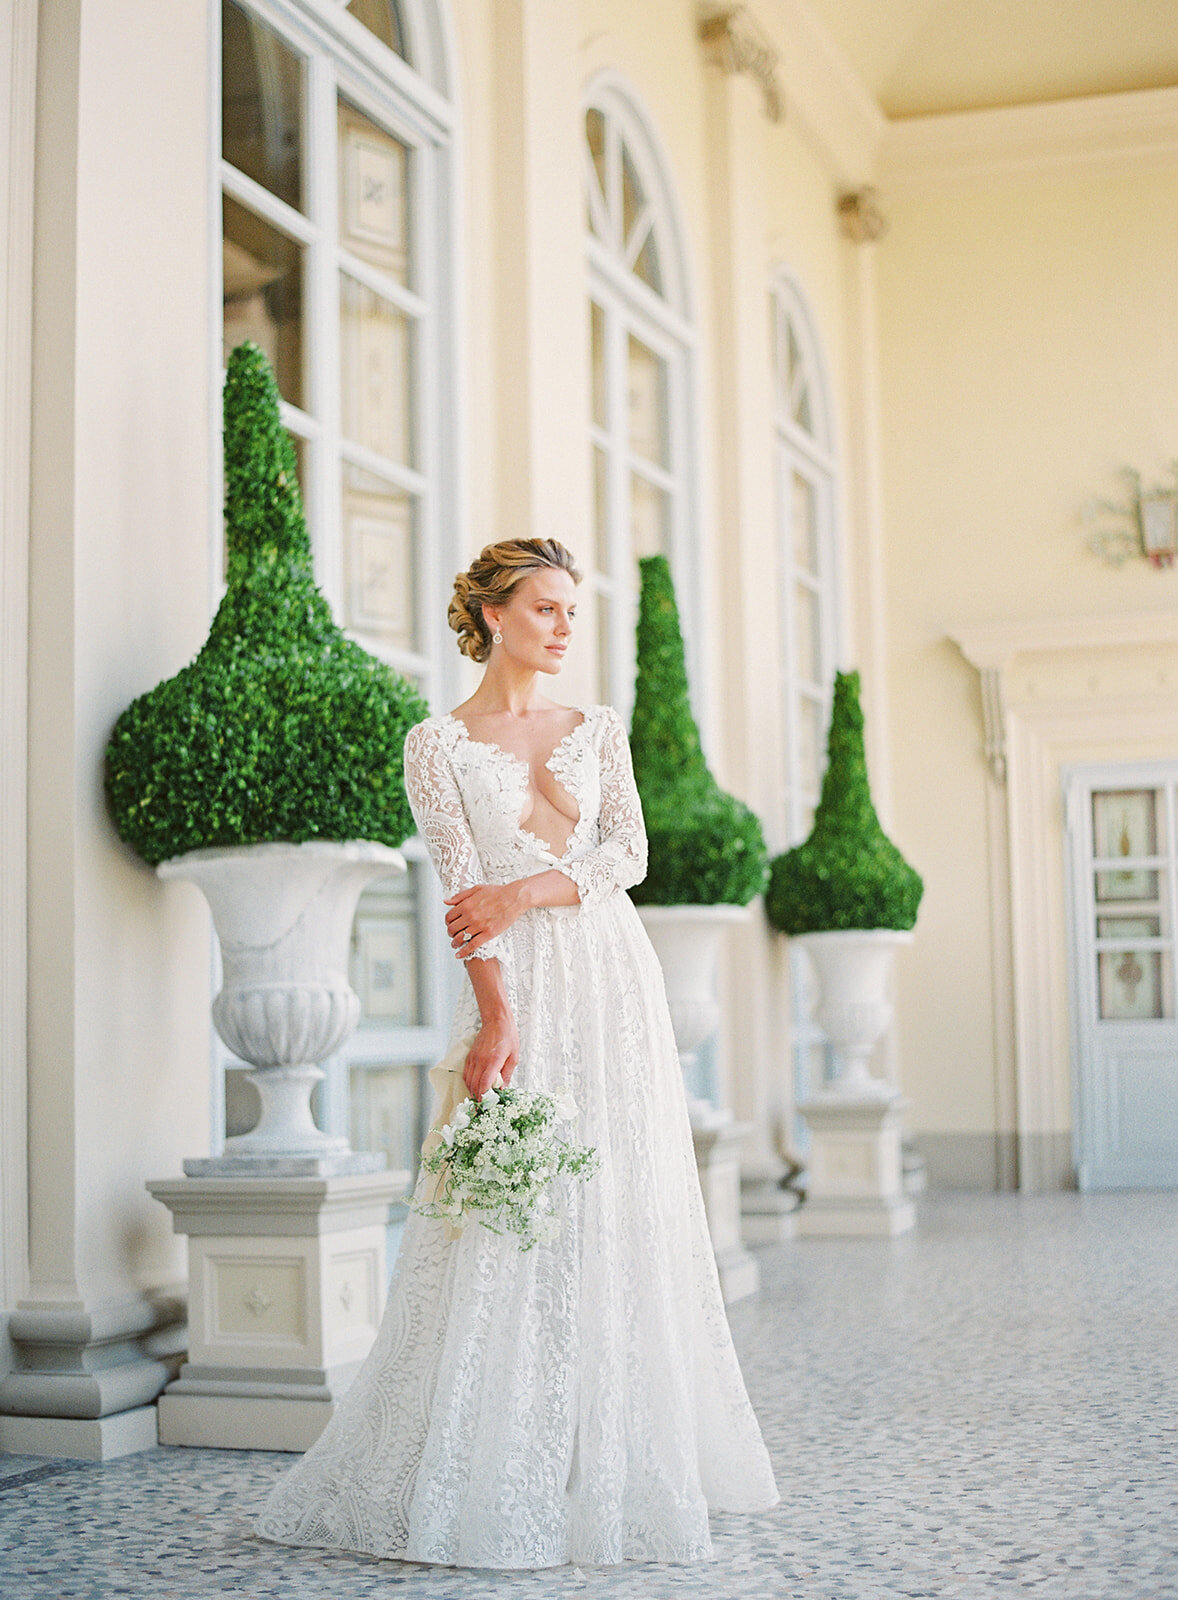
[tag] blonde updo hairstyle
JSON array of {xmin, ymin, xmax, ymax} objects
[{"xmin": 449, "ymin": 539, "xmax": 582, "ymax": 664}]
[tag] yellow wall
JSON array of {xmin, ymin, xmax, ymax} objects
[{"xmin": 876, "ymin": 158, "xmax": 1178, "ymax": 1164}]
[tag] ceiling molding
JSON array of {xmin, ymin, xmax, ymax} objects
[{"xmin": 878, "ymin": 84, "xmax": 1178, "ymax": 186}]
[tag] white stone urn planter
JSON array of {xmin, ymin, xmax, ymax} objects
[
  {"xmin": 794, "ymin": 928, "xmax": 913, "ymax": 1098},
  {"xmin": 158, "ymin": 840, "xmax": 405, "ymax": 1175},
  {"xmin": 637, "ymin": 902, "xmax": 759, "ymax": 1300},
  {"xmin": 636, "ymin": 903, "xmax": 751, "ymax": 1127}
]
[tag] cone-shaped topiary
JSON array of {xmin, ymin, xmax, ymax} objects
[
  {"xmin": 628, "ymin": 555, "xmax": 768, "ymax": 906},
  {"xmin": 105, "ymin": 341, "xmax": 429, "ymax": 866},
  {"xmin": 765, "ymin": 669, "xmax": 922, "ymax": 934}
]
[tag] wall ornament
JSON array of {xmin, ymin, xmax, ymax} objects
[
  {"xmin": 1084, "ymin": 465, "xmax": 1178, "ymax": 568},
  {"xmin": 697, "ymin": 5, "xmax": 784, "ymax": 123},
  {"xmin": 837, "ymin": 188, "xmax": 889, "ymax": 244}
]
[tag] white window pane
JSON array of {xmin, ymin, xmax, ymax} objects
[
  {"xmin": 590, "ymin": 445, "xmax": 608, "ymax": 572},
  {"xmin": 223, "ymin": 195, "xmax": 304, "ymax": 407},
  {"xmin": 338, "ymin": 99, "xmax": 411, "ymax": 286},
  {"xmin": 596, "ymin": 590, "xmax": 613, "ymax": 705},
  {"xmin": 1092, "ymin": 789, "xmax": 1159, "ymax": 859},
  {"xmin": 628, "ymin": 335, "xmax": 667, "ymax": 466},
  {"xmin": 796, "ymin": 694, "xmax": 824, "ymax": 795},
  {"xmin": 585, "ymin": 108, "xmax": 607, "ymax": 217},
  {"xmin": 631, "ymin": 474, "xmax": 669, "ymax": 560},
  {"xmin": 590, "ymin": 301, "xmax": 606, "ymax": 428},
  {"xmin": 222, "ymin": 1, "xmax": 304, "ymax": 212},
  {"xmin": 346, "ymin": 0, "xmax": 407, "ymax": 57},
  {"xmin": 350, "ymin": 1063, "xmax": 423, "ymax": 1172},
  {"xmin": 794, "ymin": 582, "xmax": 821, "ymax": 685},
  {"xmin": 1098, "ymin": 949, "xmax": 1167, "ymax": 1019},
  {"xmin": 632, "ymin": 228, "xmax": 662, "ymax": 293},
  {"xmin": 792, "ymin": 470, "xmax": 817, "ymax": 573},
  {"xmin": 352, "ymin": 882, "xmax": 420, "ymax": 1028},
  {"xmin": 341, "ymin": 275, "xmax": 414, "ymax": 465},
  {"xmin": 343, "ymin": 463, "xmax": 417, "ymax": 651}
]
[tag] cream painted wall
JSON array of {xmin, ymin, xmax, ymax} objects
[
  {"xmin": 23, "ymin": 0, "xmax": 215, "ymax": 1311},
  {"xmin": 876, "ymin": 158, "xmax": 1178, "ymax": 1164}
]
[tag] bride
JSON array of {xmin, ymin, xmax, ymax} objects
[{"xmin": 256, "ymin": 537, "xmax": 779, "ymax": 1568}]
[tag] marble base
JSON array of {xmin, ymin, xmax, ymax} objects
[
  {"xmin": 741, "ymin": 1175, "xmax": 801, "ymax": 1245},
  {"xmin": 691, "ymin": 1118, "xmax": 760, "ymax": 1302},
  {"xmin": 0, "ymin": 1292, "xmax": 180, "ymax": 1461},
  {"xmin": 147, "ymin": 1169, "xmax": 408, "ymax": 1452},
  {"xmin": 797, "ymin": 1094, "xmax": 916, "ymax": 1238},
  {"xmin": 183, "ymin": 1150, "xmax": 386, "ymax": 1179},
  {"xmin": 0, "ymin": 1405, "xmax": 159, "ymax": 1462}
]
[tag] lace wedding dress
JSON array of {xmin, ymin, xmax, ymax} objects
[{"xmin": 256, "ymin": 704, "xmax": 779, "ymax": 1568}]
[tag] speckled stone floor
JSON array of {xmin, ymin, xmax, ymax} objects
[{"xmin": 1, "ymin": 1192, "xmax": 1175, "ymax": 1599}]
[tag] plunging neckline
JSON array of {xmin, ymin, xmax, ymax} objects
[{"xmin": 443, "ymin": 707, "xmax": 590, "ymax": 861}]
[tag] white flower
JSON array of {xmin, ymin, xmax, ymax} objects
[
  {"xmin": 481, "ymin": 1088, "xmax": 499, "ymax": 1106},
  {"xmin": 440, "ymin": 1124, "xmax": 456, "ymax": 1148},
  {"xmin": 552, "ymin": 1090, "xmax": 578, "ymax": 1123}
]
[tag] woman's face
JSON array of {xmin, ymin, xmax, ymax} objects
[{"xmin": 486, "ymin": 566, "xmax": 577, "ymax": 675}]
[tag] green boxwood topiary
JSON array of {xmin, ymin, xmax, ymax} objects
[
  {"xmin": 765, "ymin": 669, "xmax": 923, "ymax": 934},
  {"xmin": 628, "ymin": 555, "xmax": 768, "ymax": 906},
  {"xmin": 105, "ymin": 341, "xmax": 429, "ymax": 867}
]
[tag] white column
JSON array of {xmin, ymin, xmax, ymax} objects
[
  {"xmin": 0, "ymin": 0, "xmax": 213, "ymax": 1460},
  {"xmin": 0, "ymin": 0, "xmax": 38, "ymax": 1355},
  {"xmin": 699, "ymin": 21, "xmax": 793, "ymax": 1233}
]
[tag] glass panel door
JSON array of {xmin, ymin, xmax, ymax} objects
[{"xmin": 1065, "ymin": 765, "xmax": 1178, "ymax": 1189}]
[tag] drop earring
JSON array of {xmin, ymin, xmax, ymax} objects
[{"xmin": 492, "ymin": 630, "xmax": 503, "ymax": 644}]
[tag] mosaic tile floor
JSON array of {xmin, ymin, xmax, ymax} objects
[{"xmin": 0, "ymin": 1192, "xmax": 1175, "ymax": 1599}]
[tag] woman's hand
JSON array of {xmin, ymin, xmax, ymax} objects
[
  {"xmin": 444, "ymin": 882, "xmax": 529, "ymax": 957},
  {"xmin": 463, "ymin": 1012, "xmax": 519, "ymax": 1099}
]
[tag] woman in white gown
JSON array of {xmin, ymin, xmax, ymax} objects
[{"xmin": 256, "ymin": 538, "xmax": 779, "ymax": 1568}]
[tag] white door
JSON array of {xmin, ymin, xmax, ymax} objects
[{"xmin": 1064, "ymin": 764, "xmax": 1178, "ymax": 1189}]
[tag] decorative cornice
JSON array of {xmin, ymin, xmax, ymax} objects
[
  {"xmin": 879, "ymin": 84, "xmax": 1178, "ymax": 187},
  {"xmin": 837, "ymin": 186, "xmax": 888, "ymax": 243},
  {"xmin": 950, "ymin": 610, "xmax": 1178, "ymax": 672},
  {"xmin": 698, "ymin": 5, "xmax": 784, "ymax": 123},
  {"xmin": 949, "ymin": 610, "xmax": 1178, "ymax": 784}
]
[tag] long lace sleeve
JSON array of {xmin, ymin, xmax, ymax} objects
[
  {"xmin": 403, "ymin": 721, "xmax": 511, "ymax": 965},
  {"xmin": 554, "ymin": 707, "xmax": 648, "ymax": 909}
]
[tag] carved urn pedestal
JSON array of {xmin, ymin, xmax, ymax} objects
[
  {"xmin": 147, "ymin": 1171, "xmax": 406, "ymax": 1450},
  {"xmin": 148, "ymin": 841, "xmax": 409, "ymax": 1450},
  {"xmin": 793, "ymin": 930, "xmax": 916, "ymax": 1237},
  {"xmin": 637, "ymin": 904, "xmax": 760, "ymax": 1301}
]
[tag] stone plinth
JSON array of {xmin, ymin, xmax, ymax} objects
[
  {"xmin": 0, "ymin": 1292, "xmax": 183, "ymax": 1461},
  {"xmin": 796, "ymin": 1095, "xmax": 916, "ymax": 1237},
  {"xmin": 692, "ymin": 1116, "xmax": 760, "ymax": 1301},
  {"xmin": 741, "ymin": 1174, "xmax": 800, "ymax": 1245},
  {"xmin": 147, "ymin": 1169, "xmax": 407, "ymax": 1451}
]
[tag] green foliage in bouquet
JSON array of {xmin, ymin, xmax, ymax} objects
[
  {"xmin": 765, "ymin": 669, "xmax": 923, "ymax": 934},
  {"xmin": 628, "ymin": 555, "xmax": 768, "ymax": 906},
  {"xmin": 105, "ymin": 341, "xmax": 429, "ymax": 866}
]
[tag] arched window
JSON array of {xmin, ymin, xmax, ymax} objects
[
  {"xmin": 771, "ymin": 271, "xmax": 839, "ymax": 846},
  {"xmin": 771, "ymin": 271, "xmax": 842, "ymax": 1111},
  {"xmin": 584, "ymin": 77, "xmax": 697, "ymax": 712},
  {"xmin": 217, "ymin": 0, "xmax": 458, "ymax": 1186}
]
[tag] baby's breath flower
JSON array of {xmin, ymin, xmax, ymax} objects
[{"xmin": 412, "ymin": 1084, "xmax": 598, "ymax": 1250}]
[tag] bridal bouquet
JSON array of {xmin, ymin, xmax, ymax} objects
[{"xmin": 412, "ymin": 1085, "xmax": 599, "ymax": 1251}]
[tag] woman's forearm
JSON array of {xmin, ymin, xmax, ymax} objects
[
  {"xmin": 464, "ymin": 955, "xmax": 512, "ymax": 1023},
  {"xmin": 514, "ymin": 868, "xmax": 581, "ymax": 910}
]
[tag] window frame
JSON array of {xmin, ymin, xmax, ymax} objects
[
  {"xmin": 209, "ymin": 0, "xmax": 463, "ymax": 1163},
  {"xmin": 583, "ymin": 73, "xmax": 702, "ymax": 722},
  {"xmin": 770, "ymin": 270, "xmax": 842, "ymax": 1113}
]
